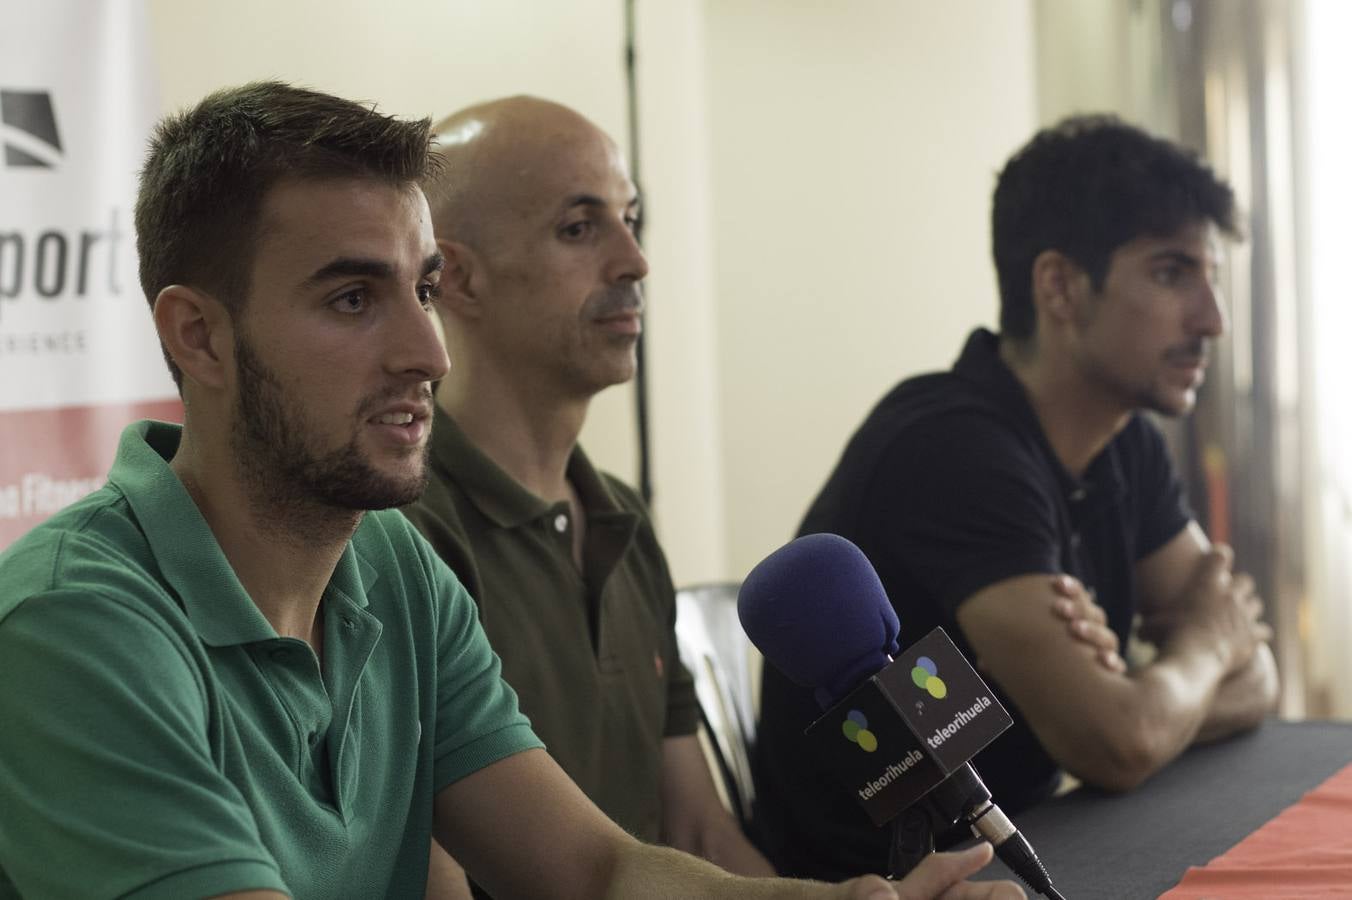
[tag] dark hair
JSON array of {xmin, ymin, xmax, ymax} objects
[
  {"xmin": 992, "ymin": 114, "xmax": 1239, "ymax": 342},
  {"xmin": 134, "ymin": 80, "xmax": 436, "ymax": 388}
]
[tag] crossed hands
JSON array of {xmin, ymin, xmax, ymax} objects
[
  {"xmin": 1143, "ymin": 544, "xmax": 1270, "ymax": 672},
  {"xmin": 1047, "ymin": 545, "xmax": 1270, "ymax": 677}
]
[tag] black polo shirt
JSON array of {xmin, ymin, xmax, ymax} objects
[{"xmin": 754, "ymin": 328, "xmax": 1191, "ymax": 880}]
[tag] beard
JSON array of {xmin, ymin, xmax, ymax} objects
[{"xmin": 230, "ymin": 334, "xmax": 430, "ymax": 515}]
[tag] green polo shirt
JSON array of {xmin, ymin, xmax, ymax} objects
[
  {"xmin": 0, "ymin": 421, "xmax": 541, "ymax": 900},
  {"xmin": 401, "ymin": 407, "xmax": 700, "ymax": 843}
]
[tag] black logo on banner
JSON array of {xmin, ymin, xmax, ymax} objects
[{"xmin": 1, "ymin": 90, "xmax": 63, "ymax": 169}]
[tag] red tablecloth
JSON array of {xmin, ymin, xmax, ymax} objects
[{"xmin": 1160, "ymin": 760, "xmax": 1352, "ymax": 898}]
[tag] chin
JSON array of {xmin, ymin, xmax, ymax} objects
[
  {"xmin": 591, "ymin": 364, "xmax": 637, "ymax": 391},
  {"xmin": 1146, "ymin": 392, "xmax": 1196, "ymax": 418}
]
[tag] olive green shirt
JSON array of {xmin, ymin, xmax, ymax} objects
[
  {"xmin": 0, "ymin": 421, "xmax": 541, "ymax": 900},
  {"xmin": 402, "ymin": 407, "xmax": 700, "ymax": 842}
]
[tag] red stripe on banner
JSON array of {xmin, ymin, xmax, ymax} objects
[
  {"xmin": 0, "ymin": 399, "xmax": 182, "ymax": 549},
  {"xmin": 1160, "ymin": 760, "xmax": 1352, "ymax": 897}
]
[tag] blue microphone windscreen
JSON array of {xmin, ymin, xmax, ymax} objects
[{"xmin": 738, "ymin": 533, "xmax": 899, "ymax": 708}]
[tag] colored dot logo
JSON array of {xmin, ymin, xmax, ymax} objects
[
  {"xmin": 841, "ymin": 709, "xmax": 878, "ymax": 752},
  {"xmin": 911, "ymin": 656, "xmax": 947, "ymax": 699}
]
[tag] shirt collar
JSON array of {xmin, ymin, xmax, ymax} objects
[
  {"xmin": 427, "ymin": 405, "xmax": 625, "ymax": 526},
  {"xmin": 952, "ymin": 328, "xmax": 1126, "ymax": 505},
  {"xmin": 109, "ymin": 420, "xmax": 375, "ymax": 647}
]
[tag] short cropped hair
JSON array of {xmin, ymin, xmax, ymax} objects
[
  {"xmin": 992, "ymin": 114, "xmax": 1239, "ymax": 342},
  {"xmin": 134, "ymin": 81, "xmax": 436, "ymax": 387}
]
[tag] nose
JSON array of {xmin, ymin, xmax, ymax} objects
[
  {"xmin": 604, "ymin": 219, "xmax": 649, "ymax": 285},
  {"xmin": 1190, "ymin": 279, "xmax": 1226, "ymax": 338},
  {"xmin": 387, "ymin": 292, "xmax": 450, "ymax": 382}
]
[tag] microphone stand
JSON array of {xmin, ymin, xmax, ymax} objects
[
  {"xmin": 886, "ymin": 805, "xmax": 934, "ymax": 878},
  {"xmin": 887, "ymin": 766, "xmax": 1068, "ymax": 900}
]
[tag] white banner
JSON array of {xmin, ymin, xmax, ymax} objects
[{"xmin": 0, "ymin": 0, "xmax": 180, "ymax": 547}]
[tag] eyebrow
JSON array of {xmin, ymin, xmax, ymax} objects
[
  {"xmin": 1147, "ymin": 250, "xmax": 1204, "ymax": 268},
  {"xmin": 560, "ymin": 193, "xmax": 642, "ymax": 214},
  {"xmin": 302, "ymin": 252, "xmax": 444, "ymax": 287},
  {"xmin": 1148, "ymin": 249, "xmax": 1222, "ymax": 281}
]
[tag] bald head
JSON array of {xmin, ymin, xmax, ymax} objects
[
  {"xmin": 426, "ymin": 96, "xmax": 628, "ymax": 250},
  {"xmin": 422, "ymin": 96, "xmax": 646, "ymax": 402}
]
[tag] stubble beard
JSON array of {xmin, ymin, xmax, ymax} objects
[
  {"xmin": 230, "ymin": 335, "xmax": 430, "ymax": 523},
  {"xmin": 578, "ymin": 282, "xmax": 643, "ymax": 391}
]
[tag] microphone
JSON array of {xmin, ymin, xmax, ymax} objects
[{"xmin": 739, "ymin": 533, "xmax": 1065, "ymax": 900}]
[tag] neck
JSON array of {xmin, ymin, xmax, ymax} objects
[
  {"xmin": 999, "ymin": 336, "xmax": 1130, "ymax": 478},
  {"xmin": 170, "ymin": 420, "xmax": 357, "ymax": 643},
  {"xmin": 436, "ymin": 360, "xmax": 587, "ymax": 503}
]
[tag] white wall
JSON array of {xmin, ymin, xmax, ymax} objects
[
  {"xmin": 145, "ymin": 1, "xmax": 1041, "ymax": 586},
  {"xmin": 703, "ymin": 1, "xmax": 1039, "ymax": 579},
  {"xmin": 633, "ymin": 2, "xmax": 729, "ymax": 584}
]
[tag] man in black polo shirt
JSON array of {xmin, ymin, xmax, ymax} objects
[{"xmin": 754, "ymin": 115, "xmax": 1280, "ymax": 881}]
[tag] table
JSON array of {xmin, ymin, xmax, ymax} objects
[{"xmin": 975, "ymin": 719, "xmax": 1352, "ymax": 899}]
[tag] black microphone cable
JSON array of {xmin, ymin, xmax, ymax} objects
[
  {"xmin": 921, "ymin": 766, "xmax": 1067, "ymax": 899},
  {"xmin": 970, "ymin": 799, "xmax": 1066, "ymax": 900}
]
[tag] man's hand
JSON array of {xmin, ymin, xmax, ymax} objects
[
  {"xmin": 1153, "ymin": 545, "xmax": 1271, "ymax": 672},
  {"xmin": 1048, "ymin": 574, "xmax": 1125, "ymax": 673},
  {"xmin": 840, "ymin": 844, "xmax": 1024, "ymax": 899}
]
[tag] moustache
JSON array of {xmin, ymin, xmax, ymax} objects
[
  {"xmin": 356, "ymin": 384, "xmax": 434, "ymax": 418},
  {"xmin": 589, "ymin": 284, "xmax": 644, "ymax": 319},
  {"xmin": 1164, "ymin": 340, "xmax": 1209, "ymax": 366}
]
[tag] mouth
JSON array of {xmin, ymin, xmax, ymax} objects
[
  {"xmin": 594, "ymin": 312, "xmax": 643, "ymax": 336},
  {"xmin": 367, "ymin": 402, "xmax": 433, "ymax": 446}
]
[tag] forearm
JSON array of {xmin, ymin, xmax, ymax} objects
[
  {"xmin": 1120, "ymin": 634, "xmax": 1231, "ymax": 776},
  {"xmin": 426, "ymin": 839, "xmax": 475, "ymax": 900},
  {"xmin": 1055, "ymin": 627, "xmax": 1234, "ymax": 792},
  {"xmin": 607, "ymin": 842, "xmax": 1021, "ymax": 900},
  {"xmin": 1195, "ymin": 643, "xmax": 1279, "ymax": 743},
  {"xmin": 606, "ymin": 842, "xmax": 817, "ymax": 900},
  {"xmin": 664, "ymin": 808, "xmax": 775, "ymax": 877},
  {"xmin": 659, "ymin": 734, "xmax": 776, "ymax": 876}
]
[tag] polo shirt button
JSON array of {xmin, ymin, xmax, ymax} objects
[
  {"xmin": 342, "ymin": 617, "xmax": 356, "ymax": 631},
  {"xmin": 553, "ymin": 514, "xmax": 568, "ymax": 533},
  {"xmin": 1069, "ymin": 532, "xmax": 1082, "ymax": 550},
  {"xmin": 1069, "ymin": 488, "xmax": 1087, "ymax": 502}
]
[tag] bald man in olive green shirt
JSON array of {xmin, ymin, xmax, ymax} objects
[{"xmin": 402, "ymin": 96, "xmax": 774, "ymax": 883}]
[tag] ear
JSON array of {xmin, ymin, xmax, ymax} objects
[
  {"xmin": 435, "ymin": 237, "xmax": 484, "ymax": 321},
  {"xmin": 1030, "ymin": 249, "xmax": 1090, "ymax": 331},
  {"xmin": 152, "ymin": 285, "xmax": 233, "ymax": 391}
]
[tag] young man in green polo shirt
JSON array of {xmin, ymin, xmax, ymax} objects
[{"xmin": 0, "ymin": 81, "xmax": 1024, "ymax": 900}]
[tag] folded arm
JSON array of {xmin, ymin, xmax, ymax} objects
[
  {"xmin": 956, "ymin": 524, "xmax": 1274, "ymax": 792},
  {"xmin": 1135, "ymin": 523, "xmax": 1279, "ymax": 742}
]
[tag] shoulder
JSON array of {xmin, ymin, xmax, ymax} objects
[
  {"xmin": 0, "ymin": 505, "xmax": 209, "ymax": 705},
  {"xmin": 1, "ymin": 485, "xmax": 187, "ymax": 630},
  {"xmin": 821, "ymin": 378, "xmax": 1049, "ymax": 517},
  {"xmin": 853, "ymin": 373, "xmax": 1036, "ymax": 468}
]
